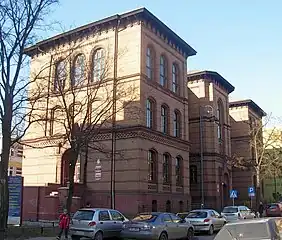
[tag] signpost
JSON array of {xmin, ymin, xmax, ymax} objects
[
  {"xmin": 8, "ymin": 176, "xmax": 23, "ymax": 226},
  {"xmin": 95, "ymin": 159, "xmax": 102, "ymax": 181},
  {"xmin": 230, "ymin": 189, "xmax": 238, "ymax": 206},
  {"xmin": 248, "ymin": 187, "xmax": 256, "ymax": 209}
]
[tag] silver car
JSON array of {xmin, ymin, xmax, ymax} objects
[
  {"xmin": 184, "ymin": 209, "xmax": 226, "ymax": 235},
  {"xmin": 121, "ymin": 212, "xmax": 195, "ymax": 240},
  {"xmin": 221, "ymin": 206, "xmax": 255, "ymax": 222},
  {"xmin": 215, "ymin": 218, "xmax": 282, "ymax": 240},
  {"xmin": 69, "ymin": 208, "xmax": 128, "ymax": 240}
]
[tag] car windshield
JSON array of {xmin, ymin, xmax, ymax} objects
[
  {"xmin": 222, "ymin": 207, "xmax": 238, "ymax": 213},
  {"xmin": 177, "ymin": 213, "xmax": 188, "ymax": 219},
  {"xmin": 267, "ymin": 204, "xmax": 278, "ymax": 209},
  {"xmin": 73, "ymin": 210, "xmax": 95, "ymax": 220},
  {"xmin": 132, "ymin": 214, "xmax": 158, "ymax": 222},
  {"xmin": 187, "ymin": 211, "xmax": 207, "ymax": 218}
]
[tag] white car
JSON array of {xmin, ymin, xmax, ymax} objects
[
  {"xmin": 183, "ymin": 209, "xmax": 227, "ymax": 235},
  {"xmin": 221, "ymin": 206, "xmax": 255, "ymax": 222}
]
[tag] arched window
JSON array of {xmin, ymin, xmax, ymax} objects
[
  {"xmin": 68, "ymin": 102, "xmax": 81, "ymax": 119},
  {"xmin": 163, "ymin": 153, "xmax": 171, "ymax": 184},
  {"xmin": 152, "ymin": 200, "xmax": 158, "ymax": 212},
  {"xmin": 160, "ymin": 55, "xmax": 167, "ymax": 87},
  {"xmin": 92, "ymin": 48, "xmax": 105, "ymax": 82},
  {"xmin": 148, "ymin": 150, "xmax": 157, "ymax": 183},
  {"xmin": 72, "ymin": 54, "xmax": 85, "ymax": 86},
  {"xmin": 146, "ymin": 98, "xmax": 155, "ymax": 129},
  {"xmin": 166, "ymin": 200, "xmax": 171, "ymax": 212},
  {"xmin": 217, "ymin": 100, "xmax": 224, "ymax": 140},
  {"xmin": 161, "ymin": 105, "xmax": 169, "ymax": 134},
  {"xmin": 175, "ymin": 156, "xmax": 183, "ymax": 186},
  {"xmin": 172, "ymin": 63, "xmax": 179, "ymax": 93},
  {"xmin": 173, "ymin": 110, "xmax": 181, "ymax": 137},
  {"xmin": 249, "ymin": 117, "xmax": 256, "ymax": 159},
  {"xmin": 146, "ymin": 47, "xmax": 154, "ymax": 79},
  {"xmin": 54, "ymin": 60, "xmax": 66, "ymax": 92},
  {"xmin": 190, "ymin": 165, "xmax": 197, "ymax": 184}
]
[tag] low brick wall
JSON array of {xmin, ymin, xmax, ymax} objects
[{"xmin": 6, "ymin": 226, "xmax": 57, "ymax": 239}]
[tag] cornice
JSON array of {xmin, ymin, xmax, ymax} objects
[
  {"xmin": 22, "ymin": 125, "xmax": 190, "ymax": 151},
  {"xmin": 24, "ymin": 8, "xmax": 196, "ymax": 59}
]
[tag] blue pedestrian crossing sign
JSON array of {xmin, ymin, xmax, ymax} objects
[
  {"xmin": 230, "ymin": 190, "xmax": 238, "ymax": 199},
  {"xmin": 248, "ymin": 187, "xmax": 255, "ymax": 197}
]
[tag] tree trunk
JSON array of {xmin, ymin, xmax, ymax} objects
[
  {"xmin": 66, "ymin": 148, "xmax": 78, "ymax": 215},
  {"xmin": 0, "ymin": 97, "xmax": 13, "ymax": 239},
  {"xmin": 255, "ymin": 170, "xmax": 262, "ymax": 211}
]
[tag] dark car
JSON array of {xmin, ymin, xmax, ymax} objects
[{"xmin": 266, "ymin": 203, "xmax": 282, "ymax": 217}]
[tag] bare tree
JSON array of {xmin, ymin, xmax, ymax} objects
[
  {"xmin": 231, "ymin": 115, "xmax": 282, "ymax": 208},
  {"xmin": 25, "ymin": 37, "xmax": 138, "ymax": 213},
  {"xmin": 0, "ymin": 0, "xmax": 58, "ymax": 237}
]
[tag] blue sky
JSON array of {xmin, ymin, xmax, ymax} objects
[{"xmin": 46, "ymin": 0, "xmax": 282, "ymax": 118}]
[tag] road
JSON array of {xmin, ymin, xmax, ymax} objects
[{"xmin": 195, "ymin": 233, "xmax": 216, "ymax": 240}]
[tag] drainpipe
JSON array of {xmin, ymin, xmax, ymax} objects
[
  {"xmin": 110, "ymin": 16, "xmax": 120, "ymax": 210},
  {"xmin": 45, "ymin": 55, "xmax": 53, "ymax": 136}
]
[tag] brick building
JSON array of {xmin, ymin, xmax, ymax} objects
[
  {"xmin": 21, "ymin": 8, "xmax": 265, "ymax": 220},
  {"xmin": 22, "ymin": 8, "xmax": 196, "ymax": 217},
  {"xmin": 187, "ymin": 70, "xmax": 235, "ymax": 210},
  {"xmin": 229, "ymin": 100, "xmax": 266, "ymax": 204}
]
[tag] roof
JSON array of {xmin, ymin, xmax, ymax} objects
[
  {"xmin": 190, "ymin": 209, "xmax": 215, "ymax": 211},
  {"xmin": 187, "ymin": 70, "xmax": 235, "ymax": 94},
  {"xmin": 24, "ymin": 7, "xmax": 196, "ymax": 57},
  {"xmin": 226, "ymin": 218, "xmax": 270, "ymax": 225},
  {"xmin": 78, "ymin": 208, "xmax": 111, "ymax": 211},
  {"xmin": 229, "ymin": 99, "xmax": 267, "ymax": 117}
]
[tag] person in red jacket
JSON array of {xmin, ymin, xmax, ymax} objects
[{"xmin": 57, "ymin": 209, "xmax": 70, "ymax": 239}]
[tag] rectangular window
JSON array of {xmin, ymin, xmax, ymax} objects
[{"xmin": 161, "ymin": 106, "xmax": 168, "ymax": 134}]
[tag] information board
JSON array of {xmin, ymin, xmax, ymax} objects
[{"xmin": 8, "ymin": 176, "xmax": 23, "ymax": 225}]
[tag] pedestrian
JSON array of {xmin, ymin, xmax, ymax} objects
[
  {"xmin": 258, "ymin": 201, "xmax": 264, "ymax": 218},
  {"xmin": 86, "ymin": 202, "xmax": 91, "ymax": 208},
  {"xmin": 57, "ymin": 209, "xmax": 70, "ymax": 239}
]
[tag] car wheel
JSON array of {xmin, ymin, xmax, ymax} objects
[
  {"xmin": 94, "ymin": 231, "xmax": 103, "ymax": 240},
  {"xmin": 159, "ymin": 232, "xmax": 168, "ymax": 240},
  {"xmin": 208, "ymin": 225, "xmax": 214, "ymax": 235},
  {"xmin": 187, "ymin": 228, "xmax": 194, "ymax": 240},
  {"xmin": 71, "ymin": 236, "xmax": 80, "ymax": 240}
]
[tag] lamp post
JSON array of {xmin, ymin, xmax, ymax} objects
[{"xmin": 199, "ymin": 105, "xmax": 214, "ymax": 209}]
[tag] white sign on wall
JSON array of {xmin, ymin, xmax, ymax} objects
[{"xmin": 95, "ymin": 159, "xmax": 102, "ymax": 181}]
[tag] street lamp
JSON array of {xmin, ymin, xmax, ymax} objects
[{"xmin": 199, "ymin": 105, "xmax": 214, "ymax": 209}]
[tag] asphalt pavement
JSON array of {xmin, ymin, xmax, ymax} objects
[
  {"xmin": 195, "ymin": 233, "xmax": 216, "ymax": 240},
  {"xmin": 24, "ymin": 234, "xmax": 216, "ymax": 240}
]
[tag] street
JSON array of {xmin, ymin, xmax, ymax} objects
[{"xmin": 195, "ymin": 233, "xmax": 215, "ymax": 240}]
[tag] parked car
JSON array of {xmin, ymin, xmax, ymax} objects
[
  {"xmin": 221, "ymin": 206, "xmax": 255, "ymax": 221},
  {"xmin": 69, "ymin": 208, "xmax": 128, "ymax": 240},
  {"xmin": 121, "ymin": 212, "xmax": 194, "ymax": 240},
  {"xmin": 214, "ymin": 218, "xmax": 282, "ymax": 240},
  {"xmin": 266, "ymin": 203, "xmax": 282, "ymax": 217},
  {"xmin": 183, "ymin": 209, "xmax": 226, "ymax": 235}
]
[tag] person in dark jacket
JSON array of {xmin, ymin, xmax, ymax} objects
[
  {"xmin": 57, "ymin": 209, "xmax": 70, "ymax": 239},
  {"xmin": 258, "ymin": 202, "xmax": 264, "ymax": 218}
]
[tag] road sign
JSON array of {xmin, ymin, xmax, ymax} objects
[
  {"xmin": 248, "ymin": 187, "xmax": 255, "ymax": 197},
  {"xmin": 230, "ymin": 190, "xmax": 238, "ymax": 199}
]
